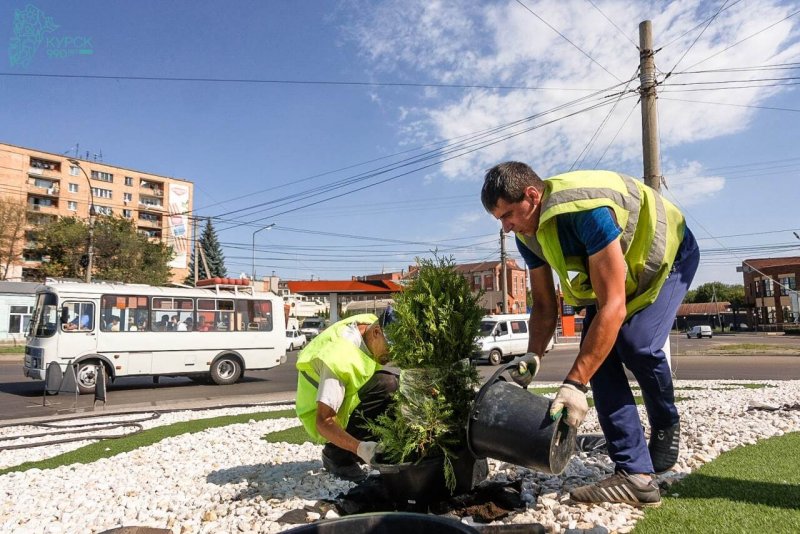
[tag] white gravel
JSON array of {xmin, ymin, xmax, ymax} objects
[{"xmin": 1, "ymin": 380, "xmax": 799, "ymax": 534}]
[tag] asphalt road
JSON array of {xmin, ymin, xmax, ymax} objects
[{"xmin": 1, "ymin": 333, "xmax": 798, "ymax": 423}]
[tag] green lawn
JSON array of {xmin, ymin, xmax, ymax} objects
[
  {"xmin": 634, "ymin": 431, "xmax": 800, "ymax": 533},
  {"xmin": 683, "ymin": 344, "xmax": 800, "ymax": 355},
  {"xmin": 0, "ymin": 345, "xmax": 25, "ymax": 354},
  {"xmin": 0, "ymin": 409, "xmax": 295, "ymax": 476}
]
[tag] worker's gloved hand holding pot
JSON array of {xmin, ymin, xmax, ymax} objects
[
  {"xmin": 357, "ymin": 441, "xmax": 383, "ymax": 465},
  {"xmin": 509, "ymin": 352, "xmax": 541, "ymax": 388},
  {"xmin": 549, "ymin": 380, "xmax": 589, "ymax": 427}
]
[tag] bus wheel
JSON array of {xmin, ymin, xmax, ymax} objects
[
  {"xmin": 75, "ymin": 361, "xmax": 102, "ymax": 394},
  {"xmin": 210, "ymin": 356, "xmax": 242, "ymax": 385}
]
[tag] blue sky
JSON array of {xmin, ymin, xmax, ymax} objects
[{"xmin": 2, "ymin": 0, "xmax": 799, "ymax": 287}]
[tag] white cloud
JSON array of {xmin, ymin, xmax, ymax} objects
[
  {"xmin": 343, "ymin": 0, "xmax": 800, "ymax": 184},
  {"xmin": 660, "ymin": 160, "xmax": 726, "ymax": 207}
]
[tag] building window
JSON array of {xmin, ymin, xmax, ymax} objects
[
  {"xmin": 764, "ymin": 279, "xmax": 774, "ymax": 297},
  {"xmin": 139, "ymin": 196, "xmax": 163, "ymax": 208},
  {"xmin": 766, "ymin": 306, "xmax": 776, "ymax": 324},
  {"xmin": 8, "ymin": 305, "xmax": 33, "ymax": 334},
  {"xmin": 484, "ymin": 274, "xmax": 494, "ymax": 291},
  {"xmin": 33, "ymin": 178, "xmax": 56, "ymax": 189},
  {"xmin": 123, "ymin": 209, "xmax": 132, "ymax": 218},
  {"xmin": 780, "ymin": 276, "xmax": 796, "ymax": 296},
  {"xmin": 67, "ymin": 201, "xmax": 78, "ymax": 211},
  {"xmin": 91, "ymin": 170, "xmax": 114, "ymax": 182},
  {"xmin": 91, "ymin": 187, "xmax": 113, "ymax": 199},
  {"xmin": 123, "ymin": 192, "xmax": 132, "ymax": 202},
  {"xmin": 139, "ymin": 212, "xmax": 160, "ymax": 223},
  {"xmin": 68, "ymin": 183, "xmax": 79, "ymax": 193},
  {"xmin": 28, "ymin": 197, "xmax": 55, "ymax": 208},
  {"xmin": 754, "ymin": 280, "xmax": 761, "ymax": 297},
  {"xmin": 95, "ymin": 205, "xmax": 113, "ymax": 216},
  {"xmin": 124, "ymin": 176, "xmax": 134, "ymax": 186},
  {"xmin": 70, "ymin": 166, "xmax": 80, "ymax": 176}
]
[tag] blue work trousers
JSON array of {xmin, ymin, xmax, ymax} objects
[{"xmin": 581, "ymin": 228, "xmax": 699, "ymax": 474}]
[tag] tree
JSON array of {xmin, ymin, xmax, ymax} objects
[
  {"xmin": 0, "ymin": 196, "xmax": 28, "ymax": 280},
  {"xmin": 367, "ymin": 256, "xmax": 483, "ymax": 491},
  {"xmin": 684, "ymin": 282, "xmax": 744, "ymax": 306},
  {"xmin": 34, "ymin": 216, "xmax": 173, "ymax": 284},
  {"xmin": 186, "ymin": 218, "xmax": 227, "ymax": 283}
]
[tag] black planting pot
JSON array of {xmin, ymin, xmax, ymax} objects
[
  {"xmin": 373, "ymin": 447, "xmax": 488, "ymax": 504},
  {"xmin": 282, "ymin": 512, "xmax": 479, "ymax": 533}
]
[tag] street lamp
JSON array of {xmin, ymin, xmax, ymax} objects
[
  {"xmin": 67, "ymin": 159, "xmax": 96, "ymax": 283},
  {"xmin": 251, "ymin": 223, "xmax": 275, "ymax": 282}
]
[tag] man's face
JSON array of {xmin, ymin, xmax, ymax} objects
[{"xmin": 490, "ymin": 186, "xmax": 540, "ymax": 237}]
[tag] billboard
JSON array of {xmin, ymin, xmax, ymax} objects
[{"xmin": 167, "ymin": 183, "xmax": 190, "ymax": 269}]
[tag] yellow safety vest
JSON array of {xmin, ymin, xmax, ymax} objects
[
  {"xmin": 295, "ymin": 314, "xmax": 380, "ymax": 443},
  {"xmin": 516, "ymin": 171, "xmax": 685, "ymax": 319}
]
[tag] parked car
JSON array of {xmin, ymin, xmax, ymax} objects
[
  {"xmin": 299, "ymin": 317, "xmax": 326, "ymax": 340},
  {"xmin": 286, "ymin": 329, "xmax": 308, "ymax": 351},
  {"xmin": 687, "ymin": 325, "xmax": 713, "ymax": 339},
  {"xmin": 473, "ymin": 314, "xmax": 555, "ymax": 365}
]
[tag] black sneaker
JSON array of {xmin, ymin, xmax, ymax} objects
[
  {"xmin": 570, "ymin": 470, "xmax": 661, "ymax": 507},
  {"xmin": 649, "ymin": 421, "xmax": 680, "ymax": 473},
  {"xmin": 321, "ymin": 450, "xmax": 367, "ymax": 482}
]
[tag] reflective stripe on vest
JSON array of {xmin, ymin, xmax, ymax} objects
[{"xmin": 517, "ymin": 171, "xmax": 684, "ymax": 318}]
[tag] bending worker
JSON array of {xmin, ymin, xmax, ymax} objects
[
  {"xmin": 481, "ymin": 162, "xmax": 699, "ymax": 507},
  {"xmin": 295, "ymin": 314, "xmax": 397, "ymax": 482}
]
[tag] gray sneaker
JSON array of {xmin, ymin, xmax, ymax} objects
[
  {"xmin": 649, "ymin": 421, "xmax": 680, "ymax": 473},
  {"xmin": 570, "ymin": 471, "xmax": 661, "ymax": 507}
]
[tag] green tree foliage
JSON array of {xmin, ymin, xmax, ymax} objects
[
  {"xmin": 34, "ymin": 216, "xmax": 173, "ymax": 284},
  {"xmin": 367, "ymin": 256, "xmax": 483, "ymax": 491},
  {"xmin": 0, "ymin": 196, "xmax": 28, "ymax": 279},
  {"xmin": 684, "ymin": 282, "xmax": 745, "ymax": 307},
  {"xmin": 186, "ymin": 218, "xmax": 227, "ymax": 283}
]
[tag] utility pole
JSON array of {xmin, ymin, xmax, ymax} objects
[
  {"xmin": 639, "ymin": 20, "xmax": 662, "ymax": 192},
  {"xmin": 192, "ymin": 216, "xmax": 198, "ymax": 286},
  {"xmin": 500, "ymin": 229, "xmax": 508, "ymax": 314}
]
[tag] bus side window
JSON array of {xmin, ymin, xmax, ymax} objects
[{"xmin": 61, "ymin": 302, "xmax": 95, "ymax": 332}]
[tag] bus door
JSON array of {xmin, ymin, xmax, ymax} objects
[{"xmin": 58, "ymin": 300, "xmax": 98, "ymax": 364}]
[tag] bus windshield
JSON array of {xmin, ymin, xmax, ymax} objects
[
  {"xmin": 479, "ymin": 321, "xmax": 497, "ymax": 336},
  {"xmin": 29, "ymin": 292, "xmax": 59, "ymax": 338}
]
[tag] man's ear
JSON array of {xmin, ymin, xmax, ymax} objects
[{"xmin": 524, "ymin": 185, "xmax": 541, "ymax": 204}]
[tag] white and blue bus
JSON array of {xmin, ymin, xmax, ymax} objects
[{"xmin": 24, "ymin": 281, "xmax": 286, "ymax": 393}]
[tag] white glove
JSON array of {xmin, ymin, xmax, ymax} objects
[
  {"xmin": 509, "ymin": 352, "xmax": 541, "ymax": 388},
  {"xmin": 356, "ymin": 441, "xmax": 382, "ymax": 465},
  {"xmin": 549, "ymin": 383, "xmax": 589, "ymax": 428}
]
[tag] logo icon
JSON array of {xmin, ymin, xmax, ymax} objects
[{"xmin": 9, "ymin": 4, "xmax": 58, "ymax": 67}]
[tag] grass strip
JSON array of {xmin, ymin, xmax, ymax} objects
[
  {"xmin": 0, "ymin": 409, "xmax": 295, "ymax": 476},
  {"xmin": 0, "ymin": 346, "xmax": 24, "ymax": 354},
  {"xmin": 634, "ymin": 431, "xmax": 800, "ymax": 533},
  {"xmin": 263, "ymin": 425, "xmax": 310, "ymax": 445}
]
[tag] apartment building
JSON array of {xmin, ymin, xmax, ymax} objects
[
  {"xmin": 0, "ymin": 142, "xmax": 193, "ymax": 282},
  {"xmin": 740, "ymin": 257, "xmax": 800, "ymax": 327},
  {"xmin": 454, "ymin": 260, "xmax": 527, "ymax": 314}
]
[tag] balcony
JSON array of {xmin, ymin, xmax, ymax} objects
[
  {"xmin": 138, "ymin": 200, "xmax": 164, "ymax": 212},
  {"xmin": 29, "ymin": 179, "xmax": 60, "ymax": 197},
  {"xmin": 137, "ymin": 217, "xmax": 162, "ymax": 228},
  {"xmin": 27, "ymin": 167, "xmax": 62, "ymax": 180}
]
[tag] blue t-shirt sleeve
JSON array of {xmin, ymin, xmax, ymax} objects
[
  {"xmin": 569, "ymin": 207, "xmax": 621, "ymax": 256},
  {"xmin": 515, "ymin": 235, "xmax": 545, "ymax": 269}
]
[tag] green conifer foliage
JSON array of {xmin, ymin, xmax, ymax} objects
[
  {"xmin": 367, "ymin": 256, "xmax": 483, "ymax": 491},
  {"xmin": 186, "ymin": 218, "xmax": 227, "ymax": 283}
]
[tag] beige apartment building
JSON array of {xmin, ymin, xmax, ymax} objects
[{"xmin": 0, "ymin": 142, "xmax": 193, "ymax": 283}]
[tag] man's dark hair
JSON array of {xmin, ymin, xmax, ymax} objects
[{"xmin": 481, "ymin": 161, "xmax": 544, "ymax": 211}]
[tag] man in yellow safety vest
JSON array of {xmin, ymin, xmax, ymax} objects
[
  {"xmin": 481, "ymin": 161, "xmax": 699, "ymax": 507},
  {"xmin": 295, "ymin": 314, "xmax": 396, "ymax": 482}
]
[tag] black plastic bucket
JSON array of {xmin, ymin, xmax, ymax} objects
[
  {"xmin": 374, "ymin": 447, "xmax": 488, "ymax": 503},
  {"xmin": 282, "ymin": 512, "xmax": 479, "ymax": 533},
  {"xmin": 467, "ymin": 364, "xmax": 576, "ymax": 474}
]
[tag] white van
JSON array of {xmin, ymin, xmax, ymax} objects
[
  {"xmin": 687, "ymin": 325, "xmax": 713, "ymax": 339},
  {"xmin": 474, "ymin": 314, "xmax": 555, "ymax": 365}
]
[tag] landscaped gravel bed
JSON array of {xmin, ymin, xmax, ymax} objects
[{"xmin": 1, "ymin": 380, "xmax": 798, "ymax": 533}]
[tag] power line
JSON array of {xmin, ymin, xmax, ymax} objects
[
  {"xmin": 659, "ymin": 96, "xmax": 800, "ymax": 113},
  {"xmin": 0, "ymin": 71, "xmax": 607, "ymax": 92},
  {"xmin": 658, "ymin": 0, "xmax": 745, "ymax": 51},
  {"xmin": 663, "ymin": 0, "xmax": 733, "ymax": 79},
  {"xmin": 583, "ymin": 0, "xmax": 638, "ymax": 48},
  {"xmin": 513, "ymin": 0, "xmax": 623, "ymax": 82},
  {"xmin": 683, "ymin": 6, "xmax": 800, "ymax": 72},
  {"xmin": 593, "ymin": 99, "xmax": 639, "ymax": 169}
]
